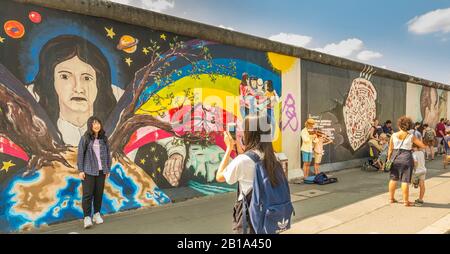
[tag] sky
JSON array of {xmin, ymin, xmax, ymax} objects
[{"xmin": 109, "ymin": 0, "xmax": 450, "ymax": 84}]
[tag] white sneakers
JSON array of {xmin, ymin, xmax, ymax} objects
[
  {"xmin": 92, "ymin": 212, "xmax": 104, "ymax": 224},
  {"xmin": 83, "ymin": 213, "xmax": 103, "ymax": 229},
  {"xmin": 84, "ymin": 216, "xmax": 93, "ymax": 229}
]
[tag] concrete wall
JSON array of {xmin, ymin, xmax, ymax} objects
[
  {"xmin": 0, "ymin": 0, "xmax": 448, "ymax": 232},
  {"xmin": 301, "ymin": 60, "xmax": 407, "ymax": 165},
  {"xmin": 280, "ymin": 55, "xmax": 301, "ymax": 177},
  {"xmin": 406, "ymin": 82, "xmax": 450, "ymax": 128},
  {"xmin": 0, "ymin": 0, "xmax": 284, "ymax": 232}
]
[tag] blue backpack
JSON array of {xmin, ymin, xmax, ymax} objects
[
  {"xmin": 244, "ymin": 151, "xmax": 294, "ymax": 234},
  {"xmin": 313, "ymin": 172, "xmax": 338, "ymax": 185}
]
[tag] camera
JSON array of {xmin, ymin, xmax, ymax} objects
[{"xmin": 227, "ymin": 122, "xmax": 237, "ymax": 140}]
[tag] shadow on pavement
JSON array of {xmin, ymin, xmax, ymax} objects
[{"xmin": 419, "ymin": 202, "xmax": 450, "ymax": 209}]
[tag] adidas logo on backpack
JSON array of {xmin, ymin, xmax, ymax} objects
[{"xmin": 276, "ymin": 218, "xmax": 290, "ymax": 233}]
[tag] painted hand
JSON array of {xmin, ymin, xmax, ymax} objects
[
  {"xmin": 79, "ymin": 172, "xmax": 85, "ymax": 180},
  {"xmin": 188, "ymin": 145, "xmax": 224, "ymax": 182},
  {"xmin": 163, "ymin": 153, "xmax": 184, "ymax": 187}
]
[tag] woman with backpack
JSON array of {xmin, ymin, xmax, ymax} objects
[
  {"xmin": 387, "ymin": 116, "xmax": 426, "ymax": 207},
  {"xmin": 77, "ymin": 116, "xmax": 112, "ymax": 229},
  {"xmin": 422, "ymin": 123, "xmax": 436, "ymax": 160},
  {"xmin": 216, "ymin": 114, "xmax": 292, "ymax": 234}
]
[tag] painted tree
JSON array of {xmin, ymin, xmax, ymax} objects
[
  {"xmin": 109, "ymin": 38, "xmax": 236, "ymax": 160},
  {"xmin": 0, "ymin": 38, "xmax": 236, "ymax": 176}
]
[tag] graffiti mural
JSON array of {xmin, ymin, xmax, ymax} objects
[
  {"xmin": 282, "ymin": 93, "xmax": 298, "ymax": 132},
  {"xmin": 343, "ymin": 67, "xmax": 378, "ymax": 151},
  {"xmin": 0, "ymin": 1, "xmax": 282, "ymax": 232},
  {"xmin": 406, "ymin": 83, "xmax": 450, "ymax": 128},
  {"xmin": 301, "ymin": 61, "xmax": 406, "ymax": 164}
]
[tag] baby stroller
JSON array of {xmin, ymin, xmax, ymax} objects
[{"xmin": 361, "ymin": 141, "xmax": 381, "ymax": 172}]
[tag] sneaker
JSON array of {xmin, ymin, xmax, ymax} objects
[
  {"xmin": 414, "ymin": 199, "xmax": 424, "ymax": 206},
  {"xmin": 84, "ymin": 216, "xmax": 93, "ymax": 229},
  {"xmin": 92, "ymin": 212, "xmax": 104, "ymax": 224}
]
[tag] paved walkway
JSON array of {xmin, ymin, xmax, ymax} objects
[
  {"xmin": 27, "ymin": 157, "xmax": 450, "ymax": 234},
  {"xmin": 286, "ymin": 161, "xmax": 450, "ymax": 234}
]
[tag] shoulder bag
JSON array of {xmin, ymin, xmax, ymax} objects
[{"xmin": 385, "ymin": 134, "xmax": 409, "ymax": 171}]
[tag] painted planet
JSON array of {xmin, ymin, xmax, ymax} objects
[
  {"xmin": 29, "ymin": 11, "xmax": 42, "ymax": 23},
  {"xmin": 117, "ymin": 35, "xmax": 139, "ymax": 53},
  {"xmin": 4, "ymin": 20, "xmax": 25, "ymax": 39}
]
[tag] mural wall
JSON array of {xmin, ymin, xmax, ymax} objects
[
  {"xmin": 301, "ymin": 60, "xmax": 406, "ymax": 164},
  {"xmin": 406, "ymin": 82, "xmax": 450, "ymax": 128},
  {"xmin": 0, "ymin": 1, "xmax": 284, "ymax": 232}
]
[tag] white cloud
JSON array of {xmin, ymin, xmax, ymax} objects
[
  {"xmin": 268, "ymin": 33, "xmax": 312, "ymax": 47},
  {"xmin": 218, "ymin": 25, "xmax": 235, "ymax": 31},
  {"xmin": 109, "ymin": 0, "xmax": 174, "ymax": 13},
  {"xmin": 408, "ymin": 8, "xmax": 450, "ymax": 35},
  {"xmin": 313, "ymin": 38, "xmax": 363, "ymax": 57},
  {"xmin": 356, "ymin": 50, "xmax": 383, "ymax": 61}
]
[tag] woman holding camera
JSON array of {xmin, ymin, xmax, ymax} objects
[{"xmin": 216, "ymin": 115, "xmax": 284, "ymax": 233}]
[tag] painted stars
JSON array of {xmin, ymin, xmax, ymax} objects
[
  {"xmin": 140, "ymin": 158, "xmax": 146, "ymax": 165},
  {"xmin": 105, "ymin": 27, "xmax": 116, "ymax": 39},
  {"xmin": 142, "ymin": 47, "xmax": 149, "ymax": 55},
  {"xmin": 160, "ymin": 33, "xmax": 166, "ymax": 41},
  {"xmin": 124, "ymin": 57, "xmax": 133, "ymax": 66},
  {"xmin": 0, "ymin": 36, "xmax": 5, "ymax": 44},
  {"xmin": 1, "ymin": 160, "xmax": 15, "ymax": 173}
]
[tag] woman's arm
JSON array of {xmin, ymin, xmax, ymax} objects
[
  {"xmin": 323, "ymin": 139, "xmax": 333, "ymax": 146},
  {"xmin": 413, "ymin": 136, "xmax": 427, "ymax": 149},
  {"xmin": 387, "ymin": 136, "xmax": 394, "ymax": 161},
  {"xmin": 367, "ymin": 127, "xmax": 375, "ymax": 140},
  {"xmin": 216, "ymin": 131, "xmax": 235, "ymax": 183},
  {"xmin": 301, "ymin": 129, "xmax": 311, "ymax": 144},
  {"xmin": 236, "ymin": 137, "xmax": 245, "ymax": 155},
  {"xmin": 77, "ymin": 136, "xmax": 87, "ymax": 180},
  {"xmin": 105, "ymin": 137, "xmax": 112, "ymax": 171},
  {"xmin": 77, "ymin": 136, "xmax": 86, "ymax": 172}
]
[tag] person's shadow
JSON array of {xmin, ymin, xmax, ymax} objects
[{"xmin": 419, "ymin": 202, "xmax": 450, "ymax": 208}]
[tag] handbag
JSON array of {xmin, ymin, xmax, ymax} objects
[{"xmin": 385, "ymin": 133, "xmax": 409, "ymax": 171}]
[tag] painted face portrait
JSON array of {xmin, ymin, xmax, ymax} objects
[
  {"xmin": 28, "ymin": 35, "xmax": 117, "ymax": 144},
  {"xmin": 256, "ymin": 78, "xmax": 264, "ymax": 93},
  {"xmin": 343, "ymin": 77, "xmax": 377, "ymax": 151},
  {"xmin": 54, "ymin": 56, "xmax": 98, "ymax": 119},
  {"xmin": 250, "ymin": 78, "xmax": 257, "ymax": 90}
]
